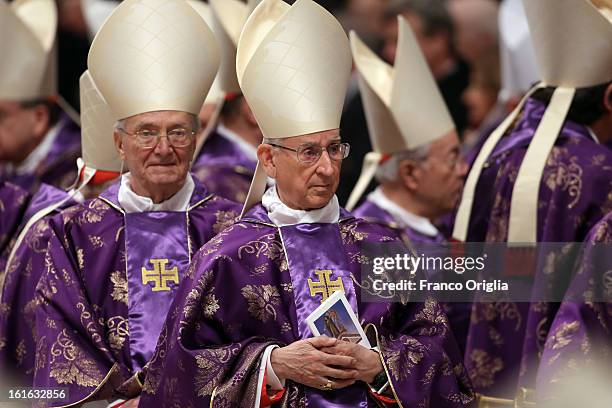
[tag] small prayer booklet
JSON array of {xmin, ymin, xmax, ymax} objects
[{"xmin": 306, "ymin": 291, "xmax": 371, "ymax": 348}]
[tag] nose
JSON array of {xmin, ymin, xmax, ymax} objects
[
  {"xmin": 316, "ymin": 149, "xmax": 334, "ymax": 177},
  {"xmin": 153, "ymin": 135, "xmax": 173, "ymax": 155}
]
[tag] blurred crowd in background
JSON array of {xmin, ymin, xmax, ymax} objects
[{"xmin": 47, "ymin": 0, "xmax": 510, "ymax": 203}]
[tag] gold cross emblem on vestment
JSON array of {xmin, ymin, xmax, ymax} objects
[
  {"xmin": 308, "ymin": 270, "xmax": 345, "ymax": 303},
  {"xmin": 141, "ymin": 259, "xmax": 179, "ymax": 292}
]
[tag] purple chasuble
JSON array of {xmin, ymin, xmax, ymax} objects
[
  {"xmin": 1, "ymin": 183, "xmax": 71, "ymax": 275},
  {"xmin": 138, "ymin": 204, "xmax": 474, "ymax": 408},
  {"xmin": 280, "ymin": 223, "xmax": 367, "ymax": 407},
  {"xmin": 191, "ymin": 128, "xmax": 257, "ymax": 203},
  {"xmin": 32, "ymin": 179, "xmax": 240, "ymax": 406},
  {"xmin": 536, "ymin": 212, "xmax": 612, "ymax": 401},
  {"xmin": 460, "ymin": 98, "xmax": 612, "ymax": 399},
  {"xmin": 0, "ymin": 184, "xmax": 77, "ymax": 384},
  {"xmin": 353, "ymin": 199, "xmax": 446, "ymax": 245},
  {"xmin": 353, "ymin": 199, "xmax": 470, "ymax": 355},
  {"xmin": 0, "ymin": 113, "xmax": 81, "ymax": 193},
  {"xmin": 0, "ymin": 182, "xmax": 31, "ymax": 271}
]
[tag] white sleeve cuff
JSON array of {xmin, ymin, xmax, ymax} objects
[{"xmin": 265, "ymin": 345, "xmax": 286, "ymax": 391}]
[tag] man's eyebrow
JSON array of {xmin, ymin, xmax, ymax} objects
[
  {"xmin": 133, "ymin": 121, "xmax": 190, "ymax": 129},
  {"xmin": 133, "ymin": 121, "xmax": 158, "ymax": 129}
]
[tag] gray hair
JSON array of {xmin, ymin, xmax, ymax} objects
[{"xmin": 375, "ymin": 143, "xmax": 431, "ymax": 184}]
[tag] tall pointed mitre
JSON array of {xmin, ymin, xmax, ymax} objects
[
  {"xmin": 236, "ymin": 0, "xmax": 352, "ymax": 216},
  {"xmin": 87, "ymin": 0, "xmax": 220, "ymax": 120},
  {"xmin": 186, "ymin": 0, "xmax": 223, "ymax": 107},
  {"xmin": 209, "ymin": 0, "xmax": 248, "ymax": 95},
  {"xmin": 345, "ymin": 16, "xmax": 455, "ymax": 210},
  {"xmin": 498, "ymin": 0, "xmax": 539, "ymax": 102},
  {"xmin": 80, "ymin": 70, "xmax": 122, "ymax": 180},
  {"xmin": 0, "ymin": 0, "xmax": 57, "ymax": 101},
  {"xmin": 453, "ymin": 0, "xmax": 612, "ymax": 243}
]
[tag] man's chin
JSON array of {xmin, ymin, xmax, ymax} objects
[
  {"xmin": 146, "ymin": 172, "xmax": 186, "ymax": 187},
  {"xmin": 305, "ymin": 193, "xmax": 335, "ymax": 210}
]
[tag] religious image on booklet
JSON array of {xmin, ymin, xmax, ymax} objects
[{"xmin": 306, "ymin": 290, "xmax": 371, "ymax": 348}]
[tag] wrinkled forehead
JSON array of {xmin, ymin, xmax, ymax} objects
[
  {"xmin": 122, "ymin": 110, "xmax": 196, "ymax": 128},
  {"xmin": 283, "ymin": 128, "xmax": 341, "ymax": 146}
]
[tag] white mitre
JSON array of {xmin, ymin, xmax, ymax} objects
[
  {"xmin": 346, "ymin": 16, "xmax": 455, "ymax": 210},
  {"xmin": 236, "ymin": 0, "xmax": 352, "ymax": 216},
  {"xmin": 79, "ymin": 70, "xmax": 122, "ymax": 183},
  {"xmin": 0, "ymin": 0, "xmax": 57, "ymax": 101},
  {"xmin": 87, "ymin": 0, "xmax": 220, "ymax": 120}
]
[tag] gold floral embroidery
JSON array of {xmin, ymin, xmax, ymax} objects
[
  {"xmin": 421, "ymin": 364, "xmax": 436, "ymax": 386},
  {"xmin": 35, "ymin": 336, "xmax": 47, "ymax": 371},
  {"xmin": 250, "ymin": 264, "xmax": 268, "ymax": 277},
  {"xmin": 467, "ymin": 349, "xmax": 503, "ymax": 389},
  {"xmin": 238, "ymin": 234, "xmax": 288, "ymax": 272},
  {"xmin": 76, "ymin": 248, "xmax": 85, "ymax": 270},
  {"xmin": 202, "ymin": 234, "xmax": 226, "ymax": 256},
  {"xmin": 383, "ymin": 335, "xmax": 425, "ymax": 382},
  {"xmin": 110, "ymin": 271, "xmax": 128, "ymax": 305},
  {"xmin": 413, "ymin": 298, "xmax": 448, "ymax": 336},
  {"xmin": 488, "ymin": 326, "xmax": 504, "ymax": 348},
  {"xmin": 26, "ymin": 219, "xmax": 51, "ymax": 252},
  {"xmin": 88, "ymin": 235, "xmax": 104, "ymax": 249},
  {"xmin": 349, "ymin": 252, "xmax": 370, "ymax": 265},
  {"xmin": 241, "ymin": 284, "xmax": 281, "ymax": 323},
  {"xmin": 339, "ymin": 222, "xmax": 368, "ymax": 245},
  {"xmin": 546, "ymin": 321, "xmax": 580, "ymax": 350},
  {"xmin": 543, "ymin": 151, "xmax": 583, "ymax": 208},
  {"xmin": 470, "ymin": 302, "xmax": 522, "ymax": 331},
  {"xmin": 106, "ymin": 316, "xmax": 129, "ymax": 351},
  {"xmin": 213, "ymin": 210, "xmax": 238, "ymax": 234},
  {"xmin": 194, "ymin": 345, "xmax": 239, "ymax": 397},
  {"xmin": 183, "ymin": 270, "xmax": 216, "ymax": 321},
  {"xmin": 202, "ymin": 292, "xmax": 219, "ymax": 319},
  {"xmin": 15, "ymin": 339, "xmax": 26, "ymax": 365},
  {"xmin": 49, "ymin": 329, "xmax": 104, "ymax": 387}
]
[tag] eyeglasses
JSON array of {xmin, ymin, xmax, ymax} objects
[
  {"xmin": 268, "ymin": 142, "xmax": 350, "ymax": 164},
  {"xmin": 117, "ymin": 127, "xmax": 196, "ymax": 149}
]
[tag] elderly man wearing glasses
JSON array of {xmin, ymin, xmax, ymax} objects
[
  {"xmin": 31, "ymin": 1, "xmax": 240, "ymax": 407},
  {"xmin": 139, "ymin": 1, "xmax": 473, "ymax": 407}
]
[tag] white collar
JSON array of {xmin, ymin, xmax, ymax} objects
[
  {"xmin": 261, "ymin": 186, "xmax": 339, "ymax": 227},
  {"xmin": 217, "ymin": 123, "xmax": 258, "ymax": 162},
  {"xmin": 11, "ymin": 120, "xmax": 62, "ymax": 175},
  {"xmin": 367, "ymin": 187, "xmax": 440, "ymax": 237},
  {"xmin": 118, "ymin": 172, "xmax": 194, "ymax": 213}
]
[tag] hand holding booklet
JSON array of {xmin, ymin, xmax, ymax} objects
[{"xmin": 305, "ymin": 291, "xmax": 371, "ymax": 348}]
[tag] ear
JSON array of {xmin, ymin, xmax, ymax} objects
[
  {"xmin": 31, "ymin": 104, "xmax": 50, "ymax": 140},
  {"xmin": 398, "ymin": 159, "xmax": 421, "ymax": 191},
  {"xmin": 113, "ymin": 130, "xmax": 127, "ymax": 161},
  {"xmin": 604, "ymin": 82, "xmax": 612, "ymax": 113},
  {"xmin": 258, "ymin": 143, "xmax": 276, "ymax": 178}
]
